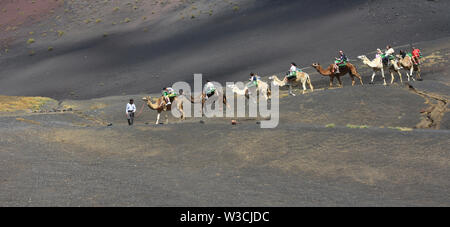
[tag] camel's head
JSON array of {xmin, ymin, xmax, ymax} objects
[
  {"xmin": 357, "ymin": 55, "xmax": 366, "ymax": 60},
  {"xmin": 311, "ymin": 63, "xmax": 320, "ymax": 68},
  {"xmin": 269, "ymin": 76, "xmax": 283, "ymax": 87},
  {"xmin": 268, "ymin": 75, "xmax": 281, "ymax": 82},
  {"xmin": 142, "ymin": 96, "xmax": 150, "ymax": 102}
]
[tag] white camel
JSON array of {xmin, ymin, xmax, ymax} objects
[
  {"xmin": 358, "ymin": 55, "xmax": 403, "ymax": 85},
  {"xmin": 227, "ymin": 80, "xmax": 271, "ymax": 101},
  {"xmin": 268, "ymin": 72, "xmax": 314, "ymax": 96}
]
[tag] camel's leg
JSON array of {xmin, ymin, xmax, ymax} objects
[
  {"xmin": 405, "ymin": 69, "xmax": 410, "ymax": 82},
  {"xmin": 202, "ymin": 103, "xmax": 206, "ymax": 117},
  {"xmin": 219, "ymin": 93, "xmax": 227, "ymax": 111},
  {"xmin": 337, "ymin": 76, "xmax": 343, "ymax": 87},
  {"xmin": 409, "ymin": 67, "xmax": 415, "ymax": 81},
  {"xmin": 350, "ymin": 75, "xmax": 356, "ymax": 86},
  {"xmin": 381, "ymin": 68, "xmax": 387, "ymax": 86},
  {"xmin": 390, "ymin": 71, "xmax": 395, "ymax": 84},
  {"xmin": 261, "ymin": 87, "xmax": 269, "ymax": 100},
  {"xmin": 329, "ymin": 76, "xmax": 334, "ymax": 88},
  {"xmin": 307, "ymin": 78, "xmax": 314, "ymax": 92},
  {"xmin": 302, "ymin": 81, "xmax": 307, "ymax": 94},
  {"xmin": 398, "ymin": 71, "xmax": 403, "ymax": 84},
  {"xmin": 357, "ymin": 74, "xmax": 364, "ymax": 85},
  {"xmin": 416, "ymin": 67, "xmax": 422, "ymax": 81},
  {"xmin": 165, "ymin": 114, "xmax": 169, "ymax": 124},
  {"xmin": 371, "ymin": 71, "xmax": 376, "ymax": 84},
  {"xmin": 351, "ymin": 68, "xmax": 363, "ymax": 85},
  {"xmin": 179, "ymin": 104, "xmax": 185, "ymax": 121},
  {"xmin": 289, "ymin": 84, "xmax": 296, "ymax": 96},
  {"xmin": 156, "ymin": 113, "xmax": 160, "ymax": 125},
  {"xmin": 224, "ymin": 96, "xmax": 231, "ymax": 109}
]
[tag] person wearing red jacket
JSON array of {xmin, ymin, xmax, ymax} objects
[{"xmin": 412, "ymin": 47, "xmax": 422, "ymax": 65}]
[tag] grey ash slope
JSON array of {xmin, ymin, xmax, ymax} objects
[
  {"xmin": 0, "ymin": 0, "xmax": 449, "ymax": 99},
  {"xmin": 0, "ymin": 42, "xmax": 449, "ymax": 206}
]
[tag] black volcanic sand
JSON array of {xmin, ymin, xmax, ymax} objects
[
  {"xmin": 0, "ymin": 0, "xmax": 449, "ymax": 206},
  {"xmin": 1, "ymin": 61, "xmax": 449, "ymax": 206},
  {"xmin": 0, "ymin": 117, "xmax": 449, "ymax": 206},
  {"xmin": 0, "ymin": 0, "xmax": 449, "ymax": 100}
]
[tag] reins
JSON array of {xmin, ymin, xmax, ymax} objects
[{"xmin": 135, "ymin": 102, "xmax": 146, "ymax": 118}]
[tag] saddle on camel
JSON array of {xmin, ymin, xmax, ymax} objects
[
  {"xmin": 286, "ymin": 62, "xmax": 301, "ymax": 82},
  {"xmin": 161, "ymin": 87, "xmax": 178, "ymax": 110},
  {"xmin": 332, "ymin": 51, "xmax": 348, "ymax": 74}
]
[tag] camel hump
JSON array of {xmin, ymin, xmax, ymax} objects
[{"xmin": 342, "ymin": 62, "xmax": 355, "ymax": 68}]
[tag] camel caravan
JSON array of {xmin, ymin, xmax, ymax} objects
[{"xmin": 139, "ymin": 46, "xmax": 423, "ymax": 124}]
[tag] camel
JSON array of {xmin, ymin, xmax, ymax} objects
[
  {"xmin": 189, "ymin": 89, "xmax": 231, "ymax": 115},
  {"xmin": 357, "ymin": 55, "xmax": 403, "ymax": 85},
  {"xmin": 142, "ymin": 96, "xmax": 184, "ymax": 125},
  {"xmin": 396, "ymin": 52, "xmax": 422, "ymax": 82},
  {"xmin": 311, "ymin": 62, "xmax": 364, "ymax": 87},
  {"xmin": 268, "ymin": 72, "xmax": 314, "ymax": 96},
  {"xmin": 227, "ymin": 80, "xmax": 271, "ymax": 101}
]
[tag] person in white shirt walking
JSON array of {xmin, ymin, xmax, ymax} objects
[{"xmin": 126, "ymin": 99, "xmax": 136, "ymax": 125}]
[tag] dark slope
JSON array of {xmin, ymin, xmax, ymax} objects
[
  {"xmin": 1, "ymin": 119, "xmax": 449, "ymax": 206},
  {"xmin": 0, "ymin": 0, "xmax": 449, "ymax": 99}
]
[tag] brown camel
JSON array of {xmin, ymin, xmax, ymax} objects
[
  {"xmin": 142, "ymin": 96, "xmax": 184, "ymax": 125},
  {"xmin": 311, "ymin": 62, "xmax": 364, "ymax": 87},
  {"xmin": 397, "ymin": 52, "xmax": 422, "ymax": 82}
]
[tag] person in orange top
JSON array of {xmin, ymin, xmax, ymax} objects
[{"xmin": 411, "ymin": 47, "xmax": 422, "ymax": 65}]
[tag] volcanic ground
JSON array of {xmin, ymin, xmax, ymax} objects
[{"xmin": 0, "ymin": 0, "xmax": 449, "ymax": 206}]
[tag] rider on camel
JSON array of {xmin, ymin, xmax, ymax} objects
[
  {"xmin": 204, "ymin": 80, "xmax": 216, "ymax": 100},
  {"xmin": 161, "ymin": 87, "xmax": 176, "ymax": 107},
  {"xmin": 248, "ymin": 72, "xmax": 260, "ymax": 88},
  {"xmin": 383, "ymin": 45, "xmax": 395, "ymax": 66},
  {"xmin": 411, "ymin": 46, "xmax": 422, "ymax": 65},
  {"xmin": 333, "ymin": 50, "xmax": 348, "ymax": 74}
]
